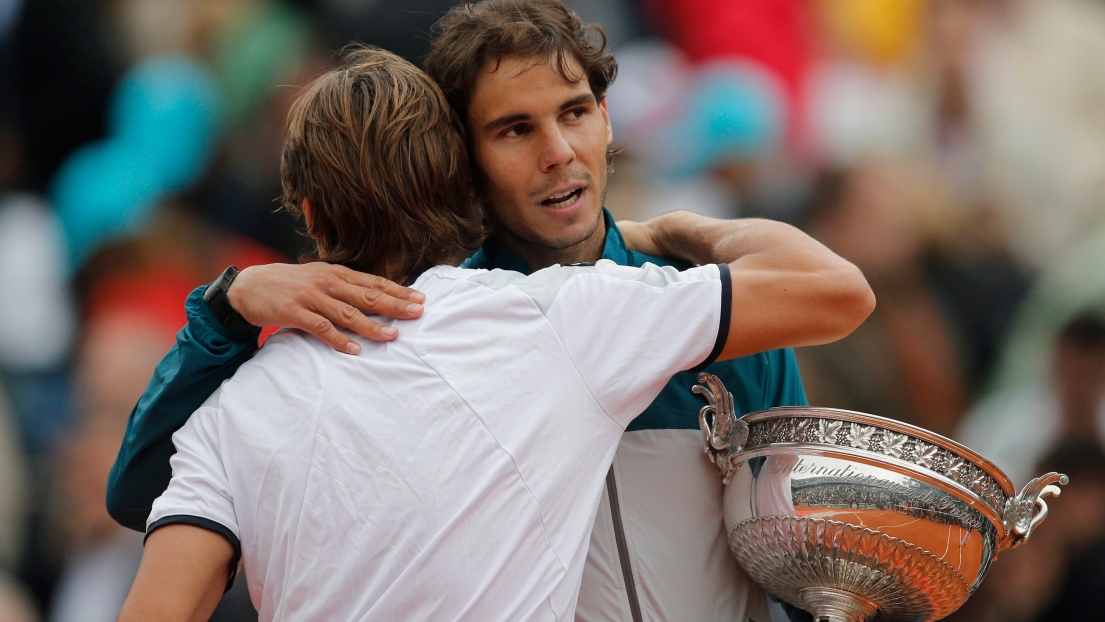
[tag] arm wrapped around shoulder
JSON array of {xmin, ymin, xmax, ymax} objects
[{"xmin": 625, "ymin": 211, "xmax": 875, "ymax": 361}]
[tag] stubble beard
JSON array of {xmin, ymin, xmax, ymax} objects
[{"xmin": 482, "ymin": 170, "xmax": 609, "ymax": 268}]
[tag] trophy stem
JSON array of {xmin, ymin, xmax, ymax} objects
[{"xmin": 798, "ymin": 587, "xmax": 879, "ymax": 622}]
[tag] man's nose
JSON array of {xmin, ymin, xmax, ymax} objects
[{"xmin": 539, "ymin": 127, "xmax": 575, "ymax": 172}]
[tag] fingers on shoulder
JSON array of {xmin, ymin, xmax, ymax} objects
[{"xmin": 298, "ymin": 312, "xmax": 361, "ymax": 353}]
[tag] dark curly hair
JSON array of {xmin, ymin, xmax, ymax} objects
[{"xmin": 426, "ymin": 0, "xmax": 618, "ymax": 143}]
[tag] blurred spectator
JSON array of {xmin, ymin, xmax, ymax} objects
[
  {"xmin": 12, "ymin": 0, "xmax": 123, "ymax": 192},
  {"xmin": 47, "ymin": 427, "xmax": 142, "ymax": 622},
  {"xmin": 0, "ymin": 0, "xmax": 19, "ymax": 119},
  {"xmin": 651, "ymin": 0, "xmax": 815, "ymax": 148},
  {"xmin": 51, "ymin": 55, "xmax": 223, "ymax": 270},
  {"xmin": 923, "ymin": 218, "xmax": 1032, "ymax": 391},
  {"xmin": 946, "ymin": 442, "xmax": 1105, "ymax": 622},
  {"xmin": 927, "ymin": 0, "xmax": 987, "ymax": 205},
  {"xmin": 640, "ymin": 60, "xmax": 785, "ymax": 183},
  {"xmin": 986, "ymin": 224, "xmax": 1105, "ymax": 400},
  {"xmin": 606, "ymin": 49, "xmax": 790, "ymax": 223},
  {"xmin": 203, "ymin": 22, "xmax": 323, "ymax": 258},
  {"xmin": 815, "ymin": 0, "xmax": 928, "ymax": 66},
  {"xmin": 807, "ymin": 0, "xmax": 932, "ymax": 163},
  {"xmin": 806, "ymin": 54, "xmax": 930, "ymax": 167},
  {"xmin": 0, "ymin": 118, "xmax": 74, "ymax": 374},
  {"xmin": 0, "ymin": 386, "xmax": 27, "ymax": 572},
  {"xmin": 43, "ymin": 201, "xmax": 278, "ymax": 620},
  {"xmin": 0, "ymin": 572, "xmax": 38, "ymax": 622},
  {"xmin": 1030, "ymin": 442, "xmax": 1105, "ymax": 621},
  {"xmin": 604, "ymin": 40, "xmax": 686, "ymax": 149},
  {"xmin": 970, "ymin": 0, "xmax": 1105, "ymax": 268},
  {"xmin": 314, "ymin": 0, "xmax": 455, "ymax": 64},
  {"xmin": 959, "ymin": 311, "xmax": 1105, "ymax": 486},
  {"xmin": 0, "ymin": 114, "xmax": 77, "ymax": 459},
  {"xmin": 208, "ymin": 1, "xmax": 313, "ymax": 129},
  {"xmin": 0, "ymin": 194, "xmax": 75, "ymax": 374},
  {"xmin": 565, "ymin": 0, "xmax": 646, "ymax": 49},
  {"xmin": 72, "ymin": 200, "xmax": 284, "ymax": 342},
  {"xmin": 45, "ymin": 295, "xmax": 176, "ymax": 622},
  {"xmin": 796, "ymin": 162, "xmax": 969, "ymax": 435}
]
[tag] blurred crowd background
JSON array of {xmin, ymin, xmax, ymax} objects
[{"xmin": 1, "ymin": 0, "xmax": 1105, "ymax": 620}]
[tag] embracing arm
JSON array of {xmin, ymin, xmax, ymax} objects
[
  {"xmin": 107, "ymin": 262, "xmax": 424, "ymax": 530},
  {"xmin": 621, "ymin": 211, "xmax": 875, "ymax": 360},
  {"xmin": 117, "ymin": 525, "xmax": 235, "ymax": 622},
  {"xmin": 106, "ymin": 285, "xmax": 258, "ymax": 530}
]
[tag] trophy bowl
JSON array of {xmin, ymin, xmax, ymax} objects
[{"xmin": 693, "ymin": 373, "xmax": 1067, "ymax": 622}]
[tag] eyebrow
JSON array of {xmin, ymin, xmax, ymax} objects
[
  {"xmin": 560, "ymin": 93, "xmax": 596, "ymax": 111},
  {"xmin": 481, "ymin": 93, "xmax": 598, "ymax": 133}
]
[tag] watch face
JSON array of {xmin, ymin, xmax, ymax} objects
[
  {"xmin": 203, "ymin": 281, "xmax": 221, "ymax": 304},
  {"xmin": 204, "ymin": 266, "xmax": 239, "ymax": 304}
]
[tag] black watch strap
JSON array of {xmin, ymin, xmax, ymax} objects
[{"xmin": 203, "ymin": 266, "xmax": 260, "ymax": 341}]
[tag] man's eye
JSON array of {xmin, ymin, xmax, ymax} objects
[
  {"xmin": 565, "ymin": 108, "xmax": 587, "ymax": 120},
  {"xmin": 505, "ymin": 125, "xmax": 529, "ymax": 137}
]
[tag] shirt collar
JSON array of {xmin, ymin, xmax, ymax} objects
[
  {"xmin": 401, "ymin": 265, "xmax": 433, "ymax": 287},
  {"xmin": 467, "ymin": 208, "xmax": 628, "ymax": 275}
]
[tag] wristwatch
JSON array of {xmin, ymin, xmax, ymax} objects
[{"xmin": 203, "ymin": 266, "xmax": 259, "ymax": 340}]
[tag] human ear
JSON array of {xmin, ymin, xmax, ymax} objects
[{"xmin": 302, "ymin": 197, "xmax": 314, "ymax": 230}]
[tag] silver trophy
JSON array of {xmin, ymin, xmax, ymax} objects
[{"xmin": 693, "ymin": 373, "xmax": 1066, "ymax": 622}]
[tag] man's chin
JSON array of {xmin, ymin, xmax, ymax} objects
[
  {"xmin": 487, "ymin": 198, "xmax": 605, "ymax": 255},
  {"xmin": 536, "ymin": 208, "xmax": 604, "ymax": 249},
  {"xmin": 537, "ymin": 235, "xmax": 593, "ymax": 252}
]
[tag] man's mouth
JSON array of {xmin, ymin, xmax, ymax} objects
[{"xmin": 540, "ymin": 187, "xmax": 584, "ymax": 208}]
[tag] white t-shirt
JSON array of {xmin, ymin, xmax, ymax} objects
[{"xmin": 148, "ymin": 260, "xmax": 730, "ymax": 621}]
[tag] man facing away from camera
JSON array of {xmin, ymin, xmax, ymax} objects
[{"xmin": 109, "ymin": 2, "xmax": 866, "ymax": 620}]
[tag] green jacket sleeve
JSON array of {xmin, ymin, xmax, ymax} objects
[{"xmin": 106, "ymin": 285, "xmax": 259, "ymax": 531}]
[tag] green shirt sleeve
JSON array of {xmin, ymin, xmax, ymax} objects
[
  {"xmin": 764, "ymin": 347, "xmax": 808, "ymax": 408},
  {"xmin": 106, "ymin": 285, "xmax": 260, "ymax": 531}
]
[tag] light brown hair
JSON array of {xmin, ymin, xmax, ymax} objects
[
  {"xmin": 426, "ymin": 0, "xmax": 618, "ymax": 135},
  {"xmin": 281, "ymin": 46, "xmax": 483, "ymax": 279}
]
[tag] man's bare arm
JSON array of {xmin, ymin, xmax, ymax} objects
[
  {"xmin": 228, "ymin": 262, "xmax": 425, "ymax": 354},
  {"xmin": 117, "ymin": 525, "xmax": 235, "ymax": 622},
  {"xmin": 621, "ymin": 212, "xmax": 875, "ymax": 360}
]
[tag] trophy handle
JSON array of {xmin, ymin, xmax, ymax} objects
[
  {"xmin": 1001, "ymin": 472, "xmax": 1068, "ymax": 549},
  {"xmin": 693, "ymin": 373, "xmax": 748, "ymax": 484}
]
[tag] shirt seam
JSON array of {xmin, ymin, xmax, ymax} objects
[
  {"xmin": 283, "ymin": 339, "xmax": 329, "ymax": 598},
  {"xmin": 535, "ymin": 297, "xmax": 624, "ymax": 428},
  {"xmin": 412, "ymin": 318, "xmax": 573, "ymax": 581},
  {"xmin": 457, "ymin": 275, "xmax": 620, "ymax": 428},
  {"xmin": 538, "ymin": 270, "xmax": 723, "ymax": 425}
]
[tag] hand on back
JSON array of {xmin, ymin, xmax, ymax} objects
[{"xmin": 228, "ymin": 263, "xmax": 425, "ymax": 354}]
